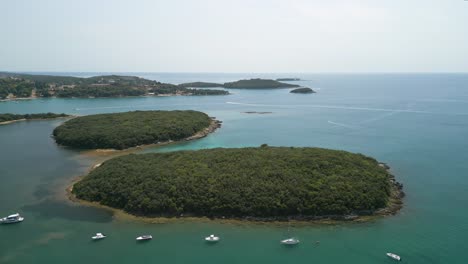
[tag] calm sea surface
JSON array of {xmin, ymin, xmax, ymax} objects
[{"xmin": 1, "ymin": 73, "xmax": 468, "ymax": 263}]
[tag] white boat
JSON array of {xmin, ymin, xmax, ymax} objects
[
  {"xmin": 386, "ymin": 253, "xmax": 401, "ymax": 261},
  {"xmin": 205, "ymin": 234, "xmax": 220, "ymax": 242},
  {"xmin": 0, "ymin": 213, "xmax": 24, "ymax": 224},
  {"xmin": 281, "ymin": 238, "xmax": 300, "ymax": 245},
  {"xmin": 281, "ymin": 222, "xmax": 299, "ymax": 245},
  {"xmin": 136, "ymin": 235, "xmax": 152, "ymax": 241},
  {"xmin": 92, "ymin": 233, "xmax": 106, "ymax": 240}
]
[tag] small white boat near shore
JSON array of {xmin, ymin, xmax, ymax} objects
[
  {"xmin": 0, "ymin": 213, "xmax": 24, "ymax": 224},
  {"xmin": 205, "ymin": 234, "xmax": 220, "ymax": 242},
  {"xmin": 92, "ymin": 233, "xmax": 106, "ymax": 240},
  {"xmin": 136, "ymin": 235, "xmax": 152, "ymax": 241},
  {"xmin": 386, "ymin": 253, "xmax": 401, "ymax": 261},
  {"xmin": 281, "ymin": 238, "xmax": 300, "ymax": 245}
]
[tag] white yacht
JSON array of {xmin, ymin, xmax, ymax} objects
[
  {"xmin": 205, "ymin": 234, "xmax": 220, "ymax": 242},
  {"xmin": 0, "ymin": 213, "xmax": 24, "ymax": 224},
  {"xmin": 92, "ymin": 233, "xmax": 106, "ymax": 240},
  {"xmin": 386, "ymin": 253, "xmax": 401, "ymax": 261},
  {"xmin": 136, "ymin": 235, "xmax": 152, "ymax": 241},
  {"xmin": 280, "ymin": 238, "xmax": 300, "ymax": 245}
]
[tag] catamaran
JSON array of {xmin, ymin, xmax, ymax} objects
[
  {"xmin": 0, "ymin": 213, "xmax": 24, "ymax": 224},
  {"xmin": 386, "ymin": 253, "xmax": 402, "ymax": 261},
  {"xmin": 136, "ymin": 235, "xmax": 152, "ymax": 241},
  {"xmin": 92, "ymin": 233, "xmax": 106, "ymax": 240},
  {"xmin": 205, "ymin": 234, "xmax": 220, "ymax": 242}
]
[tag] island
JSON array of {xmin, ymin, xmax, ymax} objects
[
  {"xmin": 0, "ymin": 73, "xmax": 229, "ymax": 100},
  {"xmin": 0, "ymin": 113, "xmax": 70, "ymax": 125},
  {"xmin": 178, "ymin": 82, "xmax": 223, "ymax": 88},
  {"xmin": 290, "ymin": 87, "xmax": 316, "ymax": 94},
  {"xmin": 276, "ymin": 78, "xmax": 301, "ymax": 81},
  {"xmin": 71, "ymin": 146, "xmax": 404, "ymax": 221},
  {"xmin": 53, "ymin": 110, "xmax": 220, "ymax": 150},
  {"xmin": 223, "ymin": 79, "xmax": 300, "ymax": 89}
]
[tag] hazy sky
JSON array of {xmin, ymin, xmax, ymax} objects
[{"xmin": 1, "ymin": 0, "xmax": 468, "ymax": 73}]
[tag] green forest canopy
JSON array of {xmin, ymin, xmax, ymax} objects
[
  {"xmin": 73, "ymin": 146, "xmax": 392, "ymax": 218},
  {"xmin": 0, "ymin": 73, "xmax": 228, "ymax": 99},
  {"xmin": 290, "ymin": 87, "xmax": 316, "ymax": 93},
  {"xmin": 0, "ymin": 113, "xmax": 69, "ymax": 123},
  {"xmin": 53, "ymin": 110, "xmax": 213, "ymax": 150},
  {"xmin": 223, "ymin": 79, "xmax": 300, "ymax": 89}
]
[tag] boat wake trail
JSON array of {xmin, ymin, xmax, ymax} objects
[
  {"xmin": 327, "ymin": 121, "xmax": 360, "ymax": 129},
  {"xmin": 226, "ymin": 101, "xmax": 434, "ymax": 114}
]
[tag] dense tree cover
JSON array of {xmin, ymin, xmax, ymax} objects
[
  {"xmin": 0, "ymin": 73, "xmax": 229, "ymax": 99},
  {"xmin": 188, "ymin": 89, "xmax": 229, "ymax": 95},
  {"xmin": 223, "ymin": 79, "xmax": 300, "ymax": 89},
  {"xmin": 0, "ymin": 78, "xmax": 35, "ymax": 99},
  {"xmin": 148, "ymin": 84, "xmax": 228, "ymax": 96},
  {"xmin": 53, "ymin": 110, "xmax": 212, "ymax": 150},
  {"xmin": 73, "ymin": 147, "xmax": 392, "ymax": 218},
  {"xmin": 55, "ymin": 85, "xmax": 147, "ymax": 98},
  {"xmin": 178, "ymin": 82, "xmax": 223, "ymax": 88},
  {"xmin": 290, "ymin": 88, "xmax": 316, "ymax": 94},
  {"xmin": 0, "ymin": 113, "xmax": 69, "ymax": 123}
]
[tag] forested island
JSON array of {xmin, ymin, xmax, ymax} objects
[
  {"xmin": 179, "ymin": 79, "xmax": 304, "ymax": 89},
  {"xmin": 0, "ymin": 113, "xmax": 69, "ymax": 125},
  {"xmin": 53, "ymin": 110, "xmax": 219, "ymax": 150},
  {"xmin": 72, "ymin": 146, "xmax": 403, "ymax": 220},
  {"xmin": 290, "ymin": 87, "xmax": 316, "ymax": 94},
  {"xmin": 0, "ymin": 73, "xmax": 228, "ymax": 99},
  {"xmin": 276, "ymin": 78, "xmax": 301, "ymax": 81},
  {"xmin": 223, "ymin": 79, "xmax": 300, "ymax": 89},
  {"xmin": 178, "ymin": 82, "xmax": 223, "ymax": 88}
]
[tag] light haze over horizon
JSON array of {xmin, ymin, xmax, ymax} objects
[{"xmin": 1, "ymin": 0, "xmax": 468, "ymax": 73}]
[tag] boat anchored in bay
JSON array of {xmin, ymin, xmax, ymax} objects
[
  {"xmin": 136, "ymin": 235, "xmax": 152, "ymax": 241},
  {"xmin": 205, "ymin": 234, "xmax": 220, "ymax": 243},
  {"xmin": 0, "ymin": 213, "xmax": 24, "ymax": 224},
  {"xmin": 281, "ymin": 223, "xmax": 299, "ymax": 245},
  {"xmin": 92, "ymin": 233, "xmax": 106, "ymax": 240},
  {"xmin": 386, "ymin": 253, "xmax": 402, "ymax": 261}
]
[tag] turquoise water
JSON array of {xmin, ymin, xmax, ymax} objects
[{"xmin": 1, "ymin": 73, "xmax": 468, "ymax": 263}]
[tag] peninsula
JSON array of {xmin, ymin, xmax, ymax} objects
[
  {"xmin": 53, "ymin": 110, "xmax": 220, "ymax": 150},
  {"xmin": 72, "ymin": 146, "xmax": 403, "ymax": 221},
  {"xmin": 0, "ymin": 113, "xmax": 70, "ymax": 125},
  {"xmin": 290, "ymin": 87, "xmax": 316, "ymax": 94},
  {"xmin": 0, "ymin": 73, "xmax": 315, "ymax": 100},
  {"xmin": 0, "ymin": 73, "xmax": 228, "ymax": 100}
]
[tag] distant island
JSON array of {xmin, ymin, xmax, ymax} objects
[
  {"xmin": 72, "ymin": 146, "xmax": 404, "ymax": 221},
  {"xmin": 53, "ymin": 110, "xmax": 220, "ymax": 150},
  {"xmin": 0, "ymin": 72, "xmax": 229, "ymax": 100},
  {"xmin": 223, "ymin": 79, "xmax": 300, "ymax": 89},
  {"xmin": 179, "ymin": 79, "xmax": 304, "ymax": 89},
  {"xmin": 178, "ymin": 82, "xmax": 223, "ymax": 88},
  {"xmin": 290, "ymin": 87, "xmax": 316, "ymax": 94},
  {"xmin": 0, "ymin": 113, "xmax": 70, "ymax": 125},
  {"xmin": 276, "ymin": 78, "xmax": 301, "ymax": 81}
]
